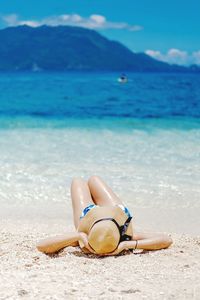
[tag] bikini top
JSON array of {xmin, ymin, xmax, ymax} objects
[{"xmin": 90, "ymin": 216, "xmax": 132, "ymax": 244}]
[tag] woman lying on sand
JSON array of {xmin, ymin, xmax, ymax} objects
[{"xmin": 37, "ymin": 176, "xmax": 173, "ymax": 256}]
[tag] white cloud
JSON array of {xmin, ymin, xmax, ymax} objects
[
  {"xmin": 2, "ymin": 13, "xmax": 143, "ymax": 32},
  {"xmin": 145, "ymin": 48, "xmax": 200, "ymax": 66},
  {"xmin": 193, "ymin": 51, "xmax": 200, "ymax": 65},
  {"xmin": 2, "ymin": 13, "xmax": 40, "ymax": 27},
  {"xmin": 90, "ymin": 14, "xmax": 106, "ymax": 24},
  {"xmin": 167, "ymin": 49, "xmax": 188, "ymax": 64},
  {"xmin": 145, "ymin": 50, "xmax": 163, "ymax": 60}
]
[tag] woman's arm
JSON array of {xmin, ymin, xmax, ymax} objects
[
  {"xmin": 37, "ymin": 232, "xmax": 80, "ymax": 254},
  {"xmin": 103, "ymin": 231, "xmax": 173, "ymax": 256},
  {"xmin": 123, "ymin": 231, "xmax": 173, "ymax": 251}
]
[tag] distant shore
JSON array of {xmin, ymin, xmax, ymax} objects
[{"xmin": 0, "ymin": 25, "xmax": 200, "ymax": 73}]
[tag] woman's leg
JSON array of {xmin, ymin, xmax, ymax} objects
[
  {"xmin": 88, "ymin": 176, "xmax": 122, "ymax": 206},
  {"xmin": 71, "ymin": 178, "xmax": 94, "ymax": 229}
]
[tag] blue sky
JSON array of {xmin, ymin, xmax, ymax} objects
[{"xmin": 0, "ymin": 0, "xmax": 200, "ymax": 65}]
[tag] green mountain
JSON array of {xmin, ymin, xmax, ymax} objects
[{"xmin": 0, "ymin": 25, "xmax": 199, "ymax": 72}]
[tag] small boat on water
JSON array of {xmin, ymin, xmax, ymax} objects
[{"xmin": 118, "ymin": 74, "xmax": 128, "ymax": 83}]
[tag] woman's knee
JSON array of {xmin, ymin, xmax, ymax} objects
[
  {"xmin": 71, "ymin": 177, "xmax": 85, "ymax": 185},
  {"xmin": 71, "ymin": 177, "xmax": 87, "ymax": 191},
  {"xmin": 88, "ymin": 175, "xmax": 102, "ymax": 187}
]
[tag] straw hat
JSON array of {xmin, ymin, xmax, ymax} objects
[{"xmin": 88, "ymin": 220, "xmax": 120, "ymax": 254}]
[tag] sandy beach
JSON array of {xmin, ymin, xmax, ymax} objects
[
  {"xmin": 1, "ymin": 216, "xmax": 200, "ymax": 300},
  {"xmin": 0, "ymin": 123, "xmax": 200, "ymax": 299}
]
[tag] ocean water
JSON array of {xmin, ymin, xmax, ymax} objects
[
  {"xmin": 1, "ymin": 72, "xmax": 200, "ymax": 121},
  {"xmin": 0, "ymin": 72, "xmax": 200, "ymax": 233}
]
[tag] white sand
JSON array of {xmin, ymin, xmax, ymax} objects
[
  {"xmin": 1, "ymin": 219, "xmax": 200, "ymax": 300},
  {"xmin": 0, "ymin": 126, "xmax": 200, "ymax": 299}
]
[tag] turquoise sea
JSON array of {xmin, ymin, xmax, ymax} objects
[{"xmin": 0, "ymin": 72, "xmax": 200, "ymax": 234}]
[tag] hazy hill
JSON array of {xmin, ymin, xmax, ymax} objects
[{"xmin": 0, "ymin": 25, "xmax": 199, "ymax": 72}]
